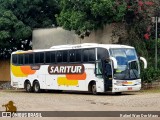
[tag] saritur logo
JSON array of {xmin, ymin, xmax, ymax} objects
[{"xmin": 48, "ymin": 64, "xmax": 85, "ymax": 74}]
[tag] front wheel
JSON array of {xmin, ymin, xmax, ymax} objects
[
  {"xmin": 33, "ymin": 81, "xmax": 41, "ymax": 93},
  {"xmin": 92, "ymin": 83, "xmax": 98, "ymax": 95}
]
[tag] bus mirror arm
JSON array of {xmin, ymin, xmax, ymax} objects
[
  {"xmin": 140, "ymin": 57, "xmax": 147, "ymax": 69},
  {"xmin": 110, "ymin": 57, "xmax": 118, "ymax": 69}
]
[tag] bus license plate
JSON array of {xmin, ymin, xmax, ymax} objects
[{"xmin": 128, "ymin": 87, "xmax": 132, "ymax": 90}]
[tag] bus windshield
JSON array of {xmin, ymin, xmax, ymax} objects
[{"xmin": 109, "ymin": 48, "xmax": 140, "ymax": 80}]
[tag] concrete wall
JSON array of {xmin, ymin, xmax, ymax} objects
[
  {"xmin": 0, "ymin": 60, "xmax": 10, "ymax": 81},
  {"xmin": 32, "ymin": 24, "xmax": 119, "ymax": 49}
]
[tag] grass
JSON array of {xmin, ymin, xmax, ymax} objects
[{"xmin": 140, "ymin": 87, "xmax": 160, "ymax": 93}]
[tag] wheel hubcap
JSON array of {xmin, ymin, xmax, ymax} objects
[
  {"xmin": 92, "ymin": 85, "xmax": 96, "ymax": 93},
  {"xmin": 27, "ymin": 84, "xmax": 30, "ymax": 91},
  {"xmin": 35, "ymin": 84, "xmax": 39, "ymax": 91}
]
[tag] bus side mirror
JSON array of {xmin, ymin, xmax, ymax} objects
[
  {"xmin": 140, "ymin": 57, "xmax": 147, "ymax": 69},
  {"xmin": 110, "ymin": 57, "xmax": 118, "ymax": 69}
]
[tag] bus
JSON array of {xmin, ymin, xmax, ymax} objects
[{"xmin": 11, "ymin": 43, "xmax": 147, "ymax": 95}]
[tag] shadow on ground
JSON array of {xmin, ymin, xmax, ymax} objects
[{"xmin": 1, "ymin": 89, "xmax": 137, "ymax": 96}]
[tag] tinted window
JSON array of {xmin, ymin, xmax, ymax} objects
[
  {"xmin": 69, "ymin": 50, "xmax": 75, "ymax": 62},
  {"xmin": 12, "ymin": 54, "xmax": 18, "ymax": 64},
  {"xmin": 35, "ymin": 52, "xmax": 44, "ymax": 64},
  {"xmin": 97, "ymin": 48, "xmax": 109, "ymax": 60},
  {"xmin": 28, "ymin": 54, "xmax": 33, "ymax": 64},
  {"xmin": 83, "ymin": 49, "xmax": 88, "ymax": 62},
  {"xmin": 57, "ymin": 51, "xmax": 62, "ymax": 62},
  {"xmin": 51, "ymin": 52, "xmax": 56, "ymax": 63},
  {"xmin": 63, "ymin": 51, "xmax": 68, "ymax": 62},
  {"xmin": 24, "ymin": 54, "xmax": 33, "ymax": 64},
  {"xmin": 88, "ymin": 49, "xmax": 95, "ymax": 61},
  {"xmin": 24, "ymin": 54, "xmax": 29, "ymax": 64},
  {"xmin": 45, "ymin": 52, "xmax": 51, "ymax": 63},
  {"xmin": 18, "ymin": 54, "xmax": 24, "ymax": 65},
  {"xmin": 75, "ymin": 49, "xmax": 81, "ymax": 62}
]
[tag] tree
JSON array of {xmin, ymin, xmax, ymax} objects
[
  {"xmin": 124, "ymin": 0, "xmax": 160, "ymax": 83},
  {"xmin": 56, "ymin": 0, "xmax": 127, "ymax": 38},
  {"xmin": 0, "ymin": 7, "xmax": 31, "ymax": 58},
  {"xmin": 0, "ymin": 0, "xmax": 60, "ymax": 59}
]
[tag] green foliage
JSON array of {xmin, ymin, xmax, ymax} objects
[
  {"xmin": 141, "ymin": 67, "xmax": 160, "ymax": 83},
  {"xmin": 0, "ymin": 0, "xmax": 60, "ymax": 59},
  {"xmin": 122, "ymin": 1, "xmax": 160, "ymax": 83},
  {"xmin": 57, "ymin": 0, "xmax": 127, "ymax": 36},
  {"xmin": 0, "ymin": 31, "xmax": 10, "ymax": 41}
]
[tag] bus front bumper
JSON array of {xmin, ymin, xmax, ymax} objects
[{"xmin": 112, "ymin": 85, "xmax": 141, "ymax": 92}]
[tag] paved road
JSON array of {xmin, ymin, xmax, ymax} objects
[{"xmin": 0, "ymin": 90, "xmax": 160, "ymax": 120}]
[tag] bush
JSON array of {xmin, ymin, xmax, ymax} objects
[{"xmin": 141, "ymin": 66, "xmax": 160, "ymax": 83}]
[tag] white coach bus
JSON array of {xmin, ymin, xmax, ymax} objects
[{"xmin": 11, "ymin": 43, "xmax": 147, "ymax": 94}]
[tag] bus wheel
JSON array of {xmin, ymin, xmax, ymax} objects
[
  {"xmin": 92, "ymin": 83, "xmax": 97, "ymax": 95},
  {"xmin": 33, "ymin": 81, "xmax": 41, "ymax": 93},
  {"xmin": 25, "ymin": 82, "xmax": 32, "ymax": 92}
]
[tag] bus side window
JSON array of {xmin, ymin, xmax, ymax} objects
[
  {"xmin": 45, "ymin": 52, "xmax": 51, "ymax": 63},
  {"xmin": 56, "ymin": 51, "xmax": 63, "ymax": 62},
  {"xmin": 24, "ymin": 53, "xmax": 33, "ymax": 65},
  {"xmin": 95, "ymin": 61, "xmax": 102, "ymax": 75},
  {"xmin": 75, "ymin": 49, "xmax": 81, "ymax": 62},
  {"xmin": 35, "ymin": 52, "xmax": 44, "ymax": 64},
  {"xmin": 83, "ymin": 49, "xmax": 88, "ymax": 62},
  {"xmin": 12, "ymin": 54, "xmax": 18, "ymax": 65},
  {"xmin": 18, "ymin": 54, "xmax": 24, "ymax": 65},
  {"xmin": 28, "ymin": 54, "xmax": 33, "ymax": 64},
  {"xmin": 51, "ymin": 52, "xmax": 56, "ymax": 63},
  {"xmin": 88, "ymin": 48, "xmax": 95, "ymax": 62},
  {"xmin": 97, "ymin": 48, "xmax": 109, "ymax": 60},
  {"xmin": 24, "ymin": 54, "xmax": 29, "ymax": 64},
  {"xmin": 69, "ymin": 50, "xmax": 75, "ymax": 62},
  {"xmin": 63, "ymin": 51, "xmax": 68, "ymax": 62}
]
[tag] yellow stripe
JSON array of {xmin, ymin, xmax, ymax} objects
[
  {"xmin": 57, "ymin": 77, "xmax": 78, "ymax": 86},
  {"xmin": 11, "ymin": 65, "xmax": 27, "ymax": 77}
]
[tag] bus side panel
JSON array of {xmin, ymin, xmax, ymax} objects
[
  {"xmin": 36, "ymin": 75, "xmax": 46, "ymax": 89},
  {"xmin": 10, "ymin": 68, "xmax": 25, "ymax": 89},
  {"xmin": 11, "ymin": 73, "xmax": 19, "ymax": 88},
  {"xmin": 45, "ymin": 75, "xmax": 59, "ymax": 90},
  {"xmin": 96, "ymin": 78, "xmax": 105, "ymax": 93}
]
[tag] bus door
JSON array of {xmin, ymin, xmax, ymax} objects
[
  {"xmin": 102, "ymin": 60, "xmax": 113, "ymax": 91},
  {"xmin": 95, "ymin": 60, "xmax": 113, "ymax": 92}
]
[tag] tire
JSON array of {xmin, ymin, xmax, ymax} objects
[
  {"xmin": 25, "ymin": 82, "xmax": 32, "ymax": 92},
  {"xmin": 92, "ymin": 83, "xmax": 98, "ymax": 95},
  {"xmin": 33, "ymin": 81, "xmax": 41, "ymax": 93}
]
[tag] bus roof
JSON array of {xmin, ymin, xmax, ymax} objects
[{"xmin": 12, "ymin": 43, "xmax": 134, "ymax": 54}]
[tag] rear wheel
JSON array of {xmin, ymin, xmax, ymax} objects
[
  {"xmin": 25, "ymin": 82, "xmax": 32, "ymax": 92},
  {"xmin": 92, "ymin": 83, "xmax": 98, "ymax": 95},
  {"xmin": 33, "ymin": 81, "xmax": 41, "ymax": 93}
]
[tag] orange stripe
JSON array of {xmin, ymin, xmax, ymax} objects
[
  {"xmin": 66, "ymin": 72, "xmax": 86, "ymax": 80},
  {"xmin": 20, "ymin": 66, "xmax": 36, "ymax": 75}
]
